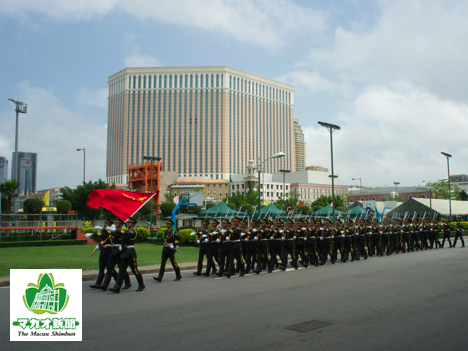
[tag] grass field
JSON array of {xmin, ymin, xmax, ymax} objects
[{"xmin": 0, "ymin": 243, "xmax": 200, "ymax": 277}]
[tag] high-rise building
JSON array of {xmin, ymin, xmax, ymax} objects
[
  {"xmin": 106, "ymin": 66, "xmax": 297, "ymax": 184},
  {"xmin": 294, "ymin": 119, "xmax": 305, "ymax": 171},
  {"xmin": 11, "ymin": 152, "xmax": 37, "ymax": 195},
  {"xmin": 0, "ymin": 156, "xmax": 8, "ymax": 183}
]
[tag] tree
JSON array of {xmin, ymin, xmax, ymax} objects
[
  {"xmin": 23, "ymin": 198, "xmax": 45, "ymax": 214},
  {"xmin": 310, "ymin": 195, "xmax": 347, "ymax": 212},
  {"xmin": 137, "ymin": 200, "xmax": 153, "ymax": 218},
  {"xmin": 422, "ymin": 180, "xmax": 461, "ymax": 200},
  {"xmin": 160, "ymin": 202, "xmax": 176, "ymax": 217},
  {"xmin": 60, "ymin": 179, "xmax": 116, "ymax": 219},
  {"xmin": 56, "ymin": 200, "xmax": 72, "ymax": 214},
  {"xmin": 0, "ymin": 180, "xmax": 20, "ymax": 228},
  {"xmin": 456, "ymin": 189, "xmax": 468, "ymax": 201},
  {"xmin": 205, "ymin": 202, "xmax": 216, "ymax": 209},
  {"xmin": 380, "ymin": 196, "xmax": 404, "ymax": 202}
]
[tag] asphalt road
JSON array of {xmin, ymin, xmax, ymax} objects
[{"xmin": 2, "ymin": 247, "xmax": 468, "ymax": 351}]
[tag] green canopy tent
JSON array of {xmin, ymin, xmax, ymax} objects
[
  {"xmin": 312, "ymin": 205, "xmax": 343, "ymax": 217},
  {"xmin": 197, "ymin": 201, "xmax": 248, "ymax": 218},
  {"xmin": 251, "ymin": 203, "xmax": 287, "ymax": 218},
  {"xmin": 342, "ymin": 205, "xmax": 367, "ymax": 216}
]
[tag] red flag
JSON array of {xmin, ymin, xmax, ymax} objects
[
  {"xmin": 86, "ymin": 189, "xmax": 158, "ymax": 222},
  {"xmin": 300, "ymin": 201, "xmax": 305, "ymax": 207}
]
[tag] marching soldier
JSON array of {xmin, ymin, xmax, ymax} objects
[
  {"xmin": 305, "ymin": 220, "xmax": 319, "ymax": 267},
  {"xmin": 282, "ymin": 218, "xmax": 298, "ymax": 269},
  {"xmin": 296, "ymin": 219, "xmax": 307, "ymax": 268},
  {"xmin": 203, "ymin": 218, "xmax": 221, "ymax": 276},
  {"xmin": 193, "ymin": 219, "xmax": 215, "ymax": 276},
  {"xmin": 380, "ymin": 218, "xmax": 390, "ymax": 256},
  {"xmin": 244, "ymin": 219, "xmax": 259, "ymax": 273},
  {"xmin": 217, "ymin": 218, "xmax": 233, "ymax": 277},
  {"xmin": 322, "ymin": 218, "xmax": 335, "ymax": 264},
  {"xmin": 227, "ymin": 217, "xmax": 245, "ymax": 276},
  {"xmin": 86, "ymin": 218, "xmax": 119, "ymax": 290},
  {"xmin": 401, "ymin": 217, "xmax": 410, "ymax": 253},
  {"xmin": 343, "ymin": 218, "xmax": 354, "ymax": 262},
  {"xmin": 153, "ymin": 219, "xmax": 182, "ymax": 282},
  {"xmin": 109, "ymin": 217, "xmax": 145, "ymax": 293},
  {"xmin": 453, "ymin": 216, "xmax": 465, "ymax": 248},
  {"xmin": 270, "ymin": 219, "xmax": 286, "ymax": 270},
  {"xmin": 440, "ymin": 217, "xmax": 452, "ymax": 248},
  {"xmin": 253, "ymin": 218, "xmax": 272, "ymax": 274}
]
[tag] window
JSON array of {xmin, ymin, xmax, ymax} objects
[
  {"xmin": 242, "ymin": 184, "xmax": 244, "ymax": 189},
  {"xmin": 286, "ymin": 186, "xmax": 288, "ymax": 190},
  {"xmin": 267, "ymin": 184, "xmax": 269, "ymax": 189},
  {"xmin": 267, "ymin": 192, "xmax": 270, "ymax": 197},
  {"xmin": 372, "ymin": 197, "xmax": 376, "ymax": 200},
  {"xmin": 232, "ymin": 185, "xmax": 234, "ymax": 190}
]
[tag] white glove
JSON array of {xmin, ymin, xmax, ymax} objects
[
  {"xmin": 190, "ymin": 232, "xmax": 197, "ymax": 236},
  {"xmin": 95, "ymin": 245, "xmax": 100, "ymax": 251},
  {"xmin": 270, "ymin": 236, "xmax": 274, "ymax": 240},
  {"xmin": 85, "ymin": 233, "xmax": 93, "ymax": 238},
  {"xmin": 320, "ymin": 237, "xmax": 323, "ymax": 240},
  {"xmin": 175, "ymin": 245, "xmax": 179, "ymax": 249},
  {"xmin": 379, "ymin": 225, "xmax": 383, "ymax": 227},
  {"xmin": 282, "ymin": 237, "xmax": 285, "ymax": 240},
  {"xmin": 241, "ymin": 233, "xmax": 246, "ymax": 236},
  {"xmin": 369, "ymin": 226, "xmax": 372, "ymax": 229},
  {"xmin": 94, "ymin": 226, "xmax": 102, "ymax": 230},
  {"xmin": 245, "ymin": 238, "xmax": 249, "ymax": 241},
  {"xmin": 380, "ymin": 231, "xmax": 383, "ymax": 234},
  {"xmin": 340, "ymin": 231, "xmax": 344, "ymax": 234},
  {"xmin": 293, "ymin": 236, "xmax": 296, "ymax": 239},
  {"xmin": 213, "ymin": 231, "xmax": 218, "ymax": 234},
  {"xmin": 279, "ymin": 230, "xmax": 284, "ymax": 233},
  {"xmin": 252, "ymin": 229, "xmax": 257, "ymax": 232},
  {"xmin": 204, "ymin": 238, "xmax": 209, "ymax": 243},
  {"xmin": 341, "ymin": 234, "xmax": 345, "ymax": 237},
  {"xmin": 302, "ymin": 228, "xmax": 306, "ymax": 231},
  {"xmin": 216, "ymin": 238, "xmax": 220, "ymax": 243},
  {"xmin": 169, "ymin": 244, "xmax": 174, "ymax": 249},
  {"xmin": 320, "ymin": 228, "xmax": 324, "ymax": 231},
  {"xmin": 304, "ymin": 237, "xmax": 307, "ymax": 241},
  {"xmin": 119, "ymin": 246, "xmax": 122, "ymax": 251},
  {"xmin": 106, "ymin": 226, "xmax": 115, "ymax": 232},
  {"xmin": 355, "ymin": 233, "xmax": 358, "ymax": 236},
  {"xmin": 197, "ymin": 240, "xmax": 200, "ymax": 244},
  {"xmin": 331, "ymin": 236, "xmax": 334, "ymax": 239},
  {"xmin": 202, "ymin": 234, "xmax": 207, "ymax": 238},
  {"xmin": 221, "ymin": 229, "xmax": 226, "ymax": 233},
  {"xmin": 254, "ymin": 237, "xmax": 258, "ymax": 241},
  {"xmin": 226, "ymin": 237, "xmax": 230, "ymax": 242}
]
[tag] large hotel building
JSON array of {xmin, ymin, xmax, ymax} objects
[{"xmin": 106, "ymin": 66, "xmax": 303, "ymax": 184}]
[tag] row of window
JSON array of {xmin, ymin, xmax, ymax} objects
[{"xmin": 229, "ymin": 76, "xmax": 290, "ymax": 103}]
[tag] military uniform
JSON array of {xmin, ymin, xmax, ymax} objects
[
  {"xmin": 87, "ymin": 219, "xmax": 118, "ymax": 290},
  {"xmin": 193, "ymin": 220, "xmax": 215, "ymax": 276},
  {"xmin": 305, "ymin": 220, "xmax": 319, "ymax": 267},
  {"xmin": 283, "ymin": 219, "xmax": 298, "ymax": 269},
  {"xmin": 440, "ymin": 219, "xmax": 452, "ymax": 248},
  {"xmin": 295, "ymin": 219, "xmax": 307, "ymax": 267},
  {"xmin": 322, "ymin": 220, "xmax": 335, "ymax": 264},
  {"xmin": 217, "ymin": 219, "xmax": 233, "ymax": 277},
  {"xmin": 228, "ymin": 218, "xmax": 245, "ymax": 276},
  {"xmin": 401, "ymin": 220, "xmax": 410, "ymax": 253},
  {"xmin": 110, "ymin": 217, "xmax": 145, "ymax": 293},
  {"xmin": 270, "ymin": 219, "xmax": 286, "ymax": 270},
  {"xmin": 153, "ymin": 219, "xmax": 182, "ymax": 282},
  {"xmin": 254, "ymin": 219, "xmax": 272, "ymax": 273},
  {"xmin": 204, "ymin": 219, "xmax": 221, "ymax": 276},
  {"xmin": 453, "ymin": 218, "xmax": 465, "ymax": 248}
]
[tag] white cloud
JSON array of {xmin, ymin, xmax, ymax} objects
[
  {"xmin": 0, "ymin": 81, "xmax": 107, "ymax": 189},
  {"xmin": 276, "ymin": 70, "xmax": 336, "ymax": 92},
  {"xmin": 305, "ymin": 81, "xmax": 468, "ymax": 187},
  {"xmin": 76, "ymin": 87, "xmax": 108, "ymax": 108},
  {"xmin": 0, "ymin": 0, "xmax": 326, "ymax": 50},
  {"xmin": 124, "ymin": 52, "xmax": 162, "ymax": 68},
  {"xmin": 298, "ymin": 0, "xmax": 468, "ymax": 102}
]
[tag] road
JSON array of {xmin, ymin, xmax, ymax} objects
[{"xmin": 2, "ymin": 247, "xmax": 468, "ymax": 350}]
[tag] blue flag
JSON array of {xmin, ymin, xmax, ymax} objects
[
  {"xmin": 375, "ymin": 207, "xmax": 380, "ymax": 222},
  {"xmin": 366, "ymin": 207, "xmax": 371, "ymax": 217}
]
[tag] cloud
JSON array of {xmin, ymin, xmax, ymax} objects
[
  {"xmin": 298, "ymin": 0, "xmax": 468, "ymax": 102},
  {"xmin": 124, "ymin": 51, "xmax": 163, "ymax": 68},
  {"xmin": 0, "ymin": 81, "xmax": 107, "ymax": 189},
  {"xmin": 76, "ymin": 87, "xmax": 108, "ymax": 108},
  {"xmin": 276, "ymin": 70, "xmax": 336, "ymax": 93},
  {"xmin": 305, "ymin": 80, "xmax": 468, "ymax": 187},
  {"xmin": 0, "ymin": 0, "xmax": 327, "ymax": 50}
]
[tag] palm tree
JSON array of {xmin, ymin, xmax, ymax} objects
[{"xmin": 0, "ymin": 179, "xmax": 20, "ymax": 229}]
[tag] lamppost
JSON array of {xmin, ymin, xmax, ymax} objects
[
  {"xmin": 441, "ymin": 152, "xmax": 452, "ymax": 218},
  {"xmin": 393, "ymin": 182, "xmax": 400, "ymax": 200},
  {"xmin": 352, "ymin": 177, "xmax": 362, "ymax": 201},
  {"xmin": 279, "ymin": 169, "xmax": 290, "ymax": 199},
  {"xmin": 8, "ymin": 98, "xmax": 27, "ymax": 214},
  {"xmin": 318, "ymin": 121, "xmax": 341, "ymax": 226},
  {"xmin": 142, "ymin": 156, "xmax": 162, "ymax": 192},
  {"xmin": 258, "ymin": 152, "xmax": 285, "ymax": 216},
  {"xmin": 76, "ymin": 148, "xmax": 86, "ymax": 183}
]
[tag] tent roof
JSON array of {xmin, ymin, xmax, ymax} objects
[
  {"xmin": 197, "ymin": 201, "xmax": 248, "ymax": 218},
  {"xmin": 252, "ymin": 203, "xmax": 287, "ymax": 218},
  {"xmin": 312, "ymin": 205, "xmax": 342, "ymax": 216}
]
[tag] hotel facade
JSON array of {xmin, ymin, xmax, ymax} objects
[{"xmin": 106, "ymin": 66, "xmax": 298, "ymax": 184}]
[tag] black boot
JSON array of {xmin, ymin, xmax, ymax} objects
[
  {"xmin": 109, "ymin": 286, "xmax": 120, "ymax": 293},
  {"xmin": 153, "ymin": 276, "xmax": 162, "ymax": 282},
  {"xmin": 193, "ymin": 271, "xmax": 201, "ymax": 276},
  {"xmin": 174, "ymin": 276, "xmax": 182, "ymax": 281},
  {"xmin": 136, "ymin": 285, "xmax": 145, "ymax": 292}
]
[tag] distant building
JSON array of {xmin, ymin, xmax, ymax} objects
[
  {"xmin": 294, "ymin": 119, "xmax": 305, "ymax": 171},
  {"xmin": 0, "ymin": 156, "xmax": 8, "ymax": 183},
  {"xmin": 348, "ymin": 186, "xmax": 430, "ymax": 202},
  {"xmin": 170, "ymin": 178, "xmax": 230, "ymax": 204},
  {"xmin": 11, "ymin": 152, "xmax": 37, "ymax": 195}
]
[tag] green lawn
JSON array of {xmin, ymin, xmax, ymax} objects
[{"xmin": 0, "ymin": 243, "xmax": 200, "ymax": 277}]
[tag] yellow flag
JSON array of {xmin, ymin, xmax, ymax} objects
[
  {"xmin": 44, "ymin": 190, "xmax": 50, "ymax": 207},
  {"xmin": 265, "ymin": 200, "xmax": 269, "ymax": 206}
]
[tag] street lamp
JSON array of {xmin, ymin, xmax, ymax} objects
[
  {"xmin": 352, "ymin": 177, "xmax": 362, "ymax": 201},
  {"xmin": 279, "ymin": 169, "xmax": 290, "ymax": 199},
  {"xmin": 258, "ymin": 152, "xmax": 285, "ymax": 216},
  {"xmin": 142, "ymin": 156, "xmax": 162, "ymax": 192},
  {"xmin": 441, "ymin": 152, "xmax": 452, "ymax": 218},
  {"xmin": 393, "ymin": 182, "xmax": 400, "ymax": 200},
  {"xmin": 318, "ymin": 121, "xmax": 340, "ymax": 226},
  {"xmin": 76, "ymin": 148, "xmax": 86, "ymax": 183},
  {"xmin": 8, "ymin": 98, "xmax": 27, "ymax": 214}
]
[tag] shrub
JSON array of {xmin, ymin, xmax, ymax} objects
[
  {"xmin": 178, "ymin": 228, "xmax": 197, "ymax": 244},
  {"xmin": 156, "ymin": 226, "xmax": 167, "ymax": 238},
  {"xmin": 56, "ymin": 200, "xmax": 72, "ymax": 214},
  {"xmin": 23, "ymin": 198, "xmax": 45, "ymax": 214},
  {"xmin": 134, "ymin": 225, "xmax": 150, "ymax": 242},
  {"xmin": 449, "ymin": 221, "xmax": 468, "ymax": 231}
]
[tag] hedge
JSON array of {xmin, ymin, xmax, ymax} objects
[{"xmin": 0, "ymin": 239, "xmax": 88, "ymax": 248}]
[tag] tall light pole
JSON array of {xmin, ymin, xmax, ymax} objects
[
  {"xmin": 76, "ymin": 148, "xmax": 86, "ymax": 183},
  {"xmin": 441, "ymin": 152, "xmax": 452, "ymax": 218},
  {"xmin": 393, "ymin": 182, "xmax": 400, "ymax": 200},
  {"xmin": 258, "ymin": 152, "xmax": 285, "ymax": 216},
  {"xmin": 8, "ymin": 98, "xmax": 27, "ymax": 214},
  {"xmin": 279, "ymin": 169, "xmax": 290, "ymax": 199},
  {"xmin": 318, "ymin": 121, "xmax": 340, "ymax": 226},
  {"xmin": 352, "ymin": 177, "xmax": 362, "ymax": 201}
]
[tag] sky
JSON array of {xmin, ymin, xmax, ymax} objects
[{"xmin": 0, "ymin": 0, "xmax": 467, "ymax": 190}]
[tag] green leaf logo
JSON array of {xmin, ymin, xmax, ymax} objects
[{"xmin": 23, "ymin": 273, "xmax": 69, "ymax": 315}]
